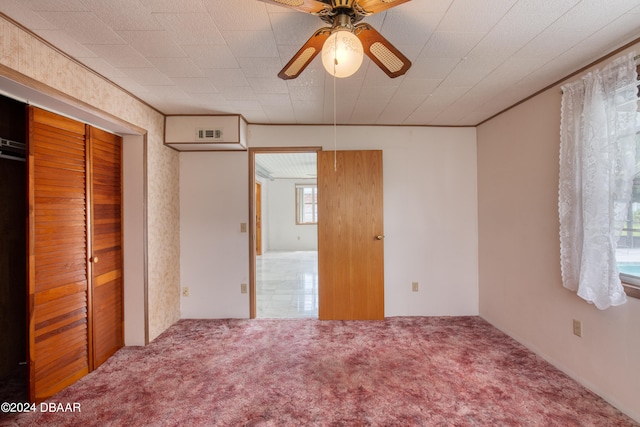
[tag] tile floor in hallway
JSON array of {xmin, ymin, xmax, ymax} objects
[{"xmin": 256, "ymin": 251, "xmax": 318, "ymax": 318}]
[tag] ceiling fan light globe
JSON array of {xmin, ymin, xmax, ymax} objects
[{"xmin": 321, "ymin": 30, "xmax": 363, "ymax": 78}]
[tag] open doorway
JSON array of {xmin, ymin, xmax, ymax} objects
[{"xmin": 249, "ymin": 148, "xmax": 321, "ymax": 319}]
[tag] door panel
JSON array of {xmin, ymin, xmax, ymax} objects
[
  {"xmin": 88, "ymin": 127, "xmax": 123, "ymax": 369},
  {"xmin": 28, "ymin": 107, "xmax": 89, "ymax": 402},
  {"xmin": 317, "ymin": 150, "xmax": 384, "ymax": 320}
]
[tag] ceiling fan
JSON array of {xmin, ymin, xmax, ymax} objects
[{"xmin": 259, "ymin": 0, "xmax": 412, "ymax": 80}]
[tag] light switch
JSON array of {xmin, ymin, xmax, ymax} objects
[{"xmin": 240, "ymin": 222, "xmax": 247, "ymax": 233}]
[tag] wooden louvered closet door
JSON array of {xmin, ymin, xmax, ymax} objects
[
  {"xmin": 28, "ymin": 107, "xmax": 124, "ymax": 402},
  {"xmin": 28, "ymin": 107, "xmax": 90, "ymax": 402},
  {"xmin": 88, "ymin": 127, "xmax": 123, "ymax": 369}
]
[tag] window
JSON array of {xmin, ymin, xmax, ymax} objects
[
  {"xmin": 559, "ymin": 52, "xmax": 639, "ymax": 308},
  {"xmin": 296, "ymin": 184, "xmax": 317, "ymax": 224},
  {"xmin": 615, "ymin": 65, "xmax": 640, "ymax": 298},
  {"xmin": 616, "ymin": 135, "xmax": 640, "ymax": 296}
]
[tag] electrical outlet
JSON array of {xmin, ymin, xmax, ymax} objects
[
  {"xmin": 241, "ymin": 283, "xmax": 248, "ymax": 294},
  {"xmin": 182, "ymin": 286, "xmax": 190, "ymax": 297},
  {"xmin": 572, "ymin": 319, "xmax": 582, "ymax": 337},
  {"xmin": 412, "ymin": 281, "xmax": 419, "ymax": 292}
]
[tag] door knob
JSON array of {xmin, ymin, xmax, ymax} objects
[
  {"xmin": 90, "ymin": 256, "xmax": 99, "ymax": 263},
  {"xmin": 376, "ymin": 235, "xmax": 385, "ymax": 240}
]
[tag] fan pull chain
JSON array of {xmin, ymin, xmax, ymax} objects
[{"xmin": 333, "ymin": 35, "xmax": 337, "ymax": 172}]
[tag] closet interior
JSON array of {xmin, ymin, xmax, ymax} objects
[{"xmin": 0, "ymin": 94, "xmax": 28, "ymax": 402}]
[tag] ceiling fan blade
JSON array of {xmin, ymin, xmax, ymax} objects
[
  {"xmin": 278, "ymin": 28, "xmax": 331, "ymax": 80},
  {"xmin": 257, "ymin": 0, "xmax": 331, "ymax": 14},
  {"xmin": 355, "ymin": 23, "xmax": 411, "ymax": 78},
  {"xmin": 353, "ymin": 0, "xmax": 411, "ymax": 16}
]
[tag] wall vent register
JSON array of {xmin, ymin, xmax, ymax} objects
[{"xmin": 197, "ymin": 128, "xmax": 223, "ymax": 141}]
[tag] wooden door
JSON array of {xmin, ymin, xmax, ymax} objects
[
  {"xmin": 88, "ymin": 127, "xmax": 123, "ymax": 369},
  {"xmin": 256, "ymin": 182, "xmax": 262, "ymax": 255},
  {"xmin": 317, "ymin": 150, "xmax": 384, "ymax": 320},
  {"xmin": 28, "ymin": 107, "xmax": 90, "ymax": 401}
]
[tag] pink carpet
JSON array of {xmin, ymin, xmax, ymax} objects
[{"xmin": 2, "ymin": 317, "xmax": 637, "ymax": 426}]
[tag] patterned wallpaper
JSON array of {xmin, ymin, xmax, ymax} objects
[{"xmin": 0, "ymin": 16, "xmax": 181, "ymax": 342}]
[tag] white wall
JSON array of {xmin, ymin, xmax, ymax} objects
[
  {"xmin": 477, "ymin": 45, "xmax": 640, "ymax": 422},
  {"xmin": 267, "ymin": 178, "xmax": 317, "ymax": 251},
  {"xmin": 180, "ymin": 151, "xmax": 250, "ymax": 318},
  {"xmin": 122, "ymin": 135, "xmax": 146, "ymax": 346},
  {"xmin": 180, "ymin": 124, "xmax": 478, "ymax": 318}
]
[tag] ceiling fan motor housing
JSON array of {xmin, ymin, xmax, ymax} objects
[
  {"xmin": 332, "ymin": 13, "xmax": 355, "ymax": 32},
  {"xmin": 332, "ymin": 0, "xmax": 356, "ymax": 8}
]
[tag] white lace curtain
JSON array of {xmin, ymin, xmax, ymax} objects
[{"xmin": 559, "ymin": 52, "xmax": 639, "ymax": 310}]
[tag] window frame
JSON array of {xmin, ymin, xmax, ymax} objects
[
  {"xmin": 621, "ymin": 279, "xmax": 640, "ymax": 298},
  {"xmin": 619, "ymin": 174, "xmax": 640, "ymax": 297}
]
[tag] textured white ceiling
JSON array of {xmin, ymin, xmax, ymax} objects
[
  {"xmin": 2, "ymin": 0, "xmax": 640, "ymax": 126},
  {"xmin": 256, "ymin": 152, "xmax": 317, "ymax": 180}
]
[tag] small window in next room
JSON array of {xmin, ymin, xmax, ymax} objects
[
  {"xmin": 616, "ymin": 135, "xmax": 640, "ymax": 294},
  {"xmin": 296, "ymin": 184, "xmax": 317, "ymax": 225}
]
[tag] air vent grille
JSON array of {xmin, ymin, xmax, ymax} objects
[{"xmin": 196, "ymin": 128, "xmax": 223, "ymax": 141}]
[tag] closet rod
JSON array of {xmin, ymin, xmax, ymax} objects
[
  {"xmin": 1, "ymin": 136, "xmax": 24, "ymax": 145},
  {"xmin": 0, "ymin": 153, "xmax": 26, "ymax": 162},
  {"xmin": 0, "ymin": 153, "xmax": 27, "ymax": 162},
  {"xmin": 0, "ymin": 136, "xmax": 26, "ymax": 162}
]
